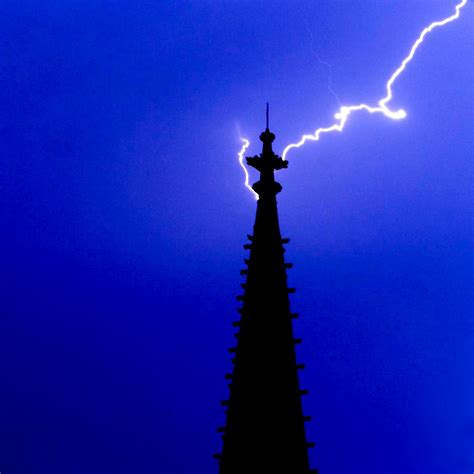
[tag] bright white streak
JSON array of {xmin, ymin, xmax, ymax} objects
[
  {"xmin": 238, "ymin": 0, "xmax": 468, "ymax": 196},
  {"xmin": 281, "ymin": 0, "xmax": 468, "ymax": 161},
  {"xmin": 237, "ymin": 138, "xmax": 258, "ymax": 199}
]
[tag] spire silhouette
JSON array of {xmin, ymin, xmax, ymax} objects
[{"xmin": 215, "ymin": 118, "xmax": 317, "ymax": 473}]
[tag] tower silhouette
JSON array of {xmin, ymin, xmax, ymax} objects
[{"xmin": 215, "ymin": 106, "xmax": 317, "ymax": 473}]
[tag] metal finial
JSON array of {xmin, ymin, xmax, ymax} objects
[{"xmin": 266, "ymin": 102, "xmax": 269, "ymax": 130}]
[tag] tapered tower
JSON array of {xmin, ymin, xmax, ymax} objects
[{"xmin": 215, "ymin": 107, "xmax": 317, "ymax": 473}]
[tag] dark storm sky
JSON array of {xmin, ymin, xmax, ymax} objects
[{"xmin": 1, "ymin": 1, "xmax": 473, "ymax": 473}]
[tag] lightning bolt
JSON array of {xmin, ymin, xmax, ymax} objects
[
  {"xmin": 304, "ymin": 17, "xmax": 341, "ymax": 107},
  {"xmin": 239, "ymin": 0, "xmax": 468, "ymax": 198},
  {"xmin": 237, "ymin": 138, "xmax": 256, "ymax": 198}
]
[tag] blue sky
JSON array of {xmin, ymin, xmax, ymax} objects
[{"xmin": 1, "ymin": 1, "xmax": 473, "ymax": 473}]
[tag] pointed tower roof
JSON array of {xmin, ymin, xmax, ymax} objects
[{"xmin": 215, "ymin": 107, "xmax": 317, "ymax": 473}]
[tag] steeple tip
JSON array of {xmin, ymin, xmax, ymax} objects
[
  {"xmin": 260, "ymin": 102, "xmax": 275, "ymax": 144},
  {"xmin": 266, "ymin": 102, "xmax": 269, "ymax": 131}
]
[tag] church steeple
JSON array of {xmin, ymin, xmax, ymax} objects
[{"xmin": 215, "ymin": 108, "xmax": 317, "ymax": 473}]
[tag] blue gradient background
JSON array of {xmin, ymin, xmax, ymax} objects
[{"xmin": 1, "ymin": 1, "xmax": 473, "ymax": 473}]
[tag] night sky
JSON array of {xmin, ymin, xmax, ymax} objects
[{"xmin": 1, "ymin": 1, "xmax": 473, "ymax": 473}]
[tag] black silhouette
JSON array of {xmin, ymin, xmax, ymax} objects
[{"xmin": 215, "ymin": 106, "xmax": 317, "ymax": 473}]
